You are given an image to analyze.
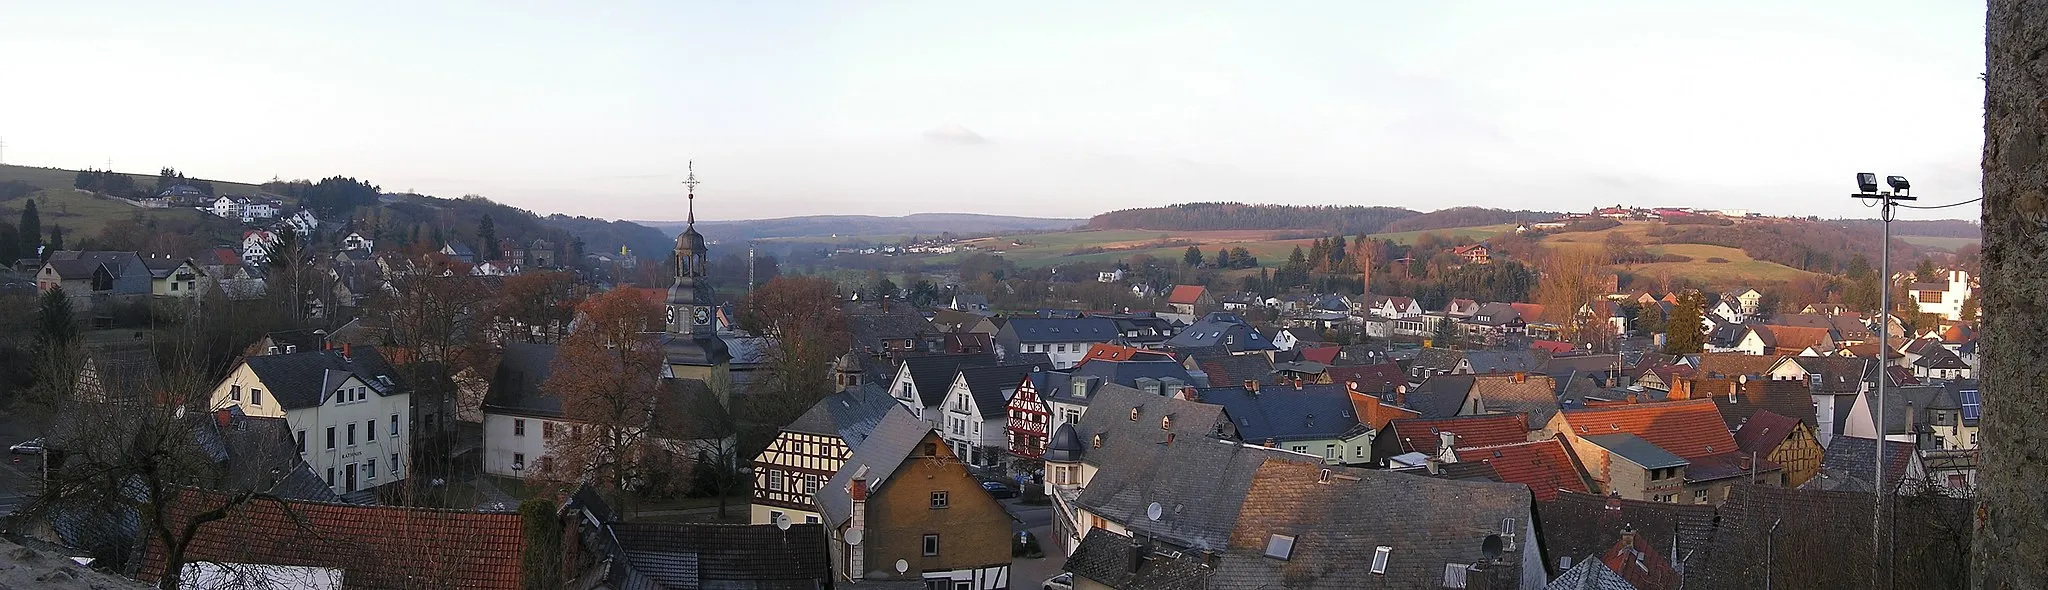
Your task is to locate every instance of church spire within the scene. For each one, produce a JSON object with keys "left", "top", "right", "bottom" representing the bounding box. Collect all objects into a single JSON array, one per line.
[{"left": 683, "top": 160, "right": 700, "bottom": 227}]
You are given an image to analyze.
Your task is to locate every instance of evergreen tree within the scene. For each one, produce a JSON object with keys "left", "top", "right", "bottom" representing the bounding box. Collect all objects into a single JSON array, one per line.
[
  {"left": 1915, "top": 257, "right": 1939, "bottom": 283},
  {"left": 478, "top": 214, "right": 498, "bottom": 260},
  {"left": 47, "top": 225, "right": 63, "bottom": 252},
  {"left": 0, "top": 221, "right": 17, "bottom": 264},
  {"left": 35, "top": 286, "right": 76, "bottom": 352},
  {"left": 1214, "top": 248, "right": 1230, "bottom": 268},
  {"left": 1183, "top": 246, "right": 1203, "bottom": 268},
  {"left": 1432, "top": 316, "right": 1458, "bottom": 347},
  {"left": 1663, "top": 291, "right": 1707, "bottom": 354},
  {"left": 1330, "top": 235, "right": 1348, "bottom": 265},
  {"left": 19, "top": 199, "right": 39, "bottom": 257}
]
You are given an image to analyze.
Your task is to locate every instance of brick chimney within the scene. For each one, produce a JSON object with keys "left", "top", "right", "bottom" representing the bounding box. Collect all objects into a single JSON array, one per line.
[
  {"left": 1513, "top": 372, "right": 1526, "bottom": 384},
  {"left": 1245, "top": 380, "right": 1260, "bottom": 395},
  {"left": 848, "top": 478, "right": 868, "bottom": 580}
]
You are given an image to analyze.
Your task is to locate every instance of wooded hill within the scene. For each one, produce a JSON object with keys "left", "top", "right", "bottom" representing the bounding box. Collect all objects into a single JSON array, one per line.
[{"left": 1087, "top": 202, "right": 1553, "bottom": 235}]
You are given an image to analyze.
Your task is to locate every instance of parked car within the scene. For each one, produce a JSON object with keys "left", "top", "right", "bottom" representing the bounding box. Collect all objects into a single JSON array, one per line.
[
  {"left": 980, "top": 480, "right": 1018, "bottom": 499},
  {"left": 1043, "top": 572, "right": 1074, "bottom": 590},
  {"left": 9, "top": 438, "right": 43, "bottom": 455}
]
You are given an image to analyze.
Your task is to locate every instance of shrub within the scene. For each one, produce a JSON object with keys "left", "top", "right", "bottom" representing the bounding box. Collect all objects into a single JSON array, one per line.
[
  {"left": 1706, "top": 257, "right": 1731, "bottom": 263},
  {"left": 1558, "top": 218, "right": 1622, "bottom": 233},
  {"left": 1657, "top": 254, "right": 1694, "bottom": 263}
]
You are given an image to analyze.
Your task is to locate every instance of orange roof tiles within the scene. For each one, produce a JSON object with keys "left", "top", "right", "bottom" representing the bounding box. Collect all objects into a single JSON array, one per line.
[
  {"left": 1457, "top": 438, "right": 1592, "bottom": 501},
  {"left": 1351, "top": 391, "right": 1422, "bottom": 430},
  {"left": 1693, "top": 352, "right": 1783, "bottom": 378},
  {"left": 1755, "top": 324, "right": 1833, "bottom": 354},
  {"left": 1166, "top": 285, "right": 1209, "bottom": 305},
  {"left": 139, "top": 490, "right": 526, "bottom": 589},
  {"left": 1297, "top": 346, "right": 1341, "bottom": 365},
  {"left": 1386, "top": 413, "right": 1530, "bottom": 455},
  {"left": 1080, "top": 343, "right": 1173, "bottom": 365},
  {"left": 1559, "top": 399, "right": 1737, "bottom": 460}
]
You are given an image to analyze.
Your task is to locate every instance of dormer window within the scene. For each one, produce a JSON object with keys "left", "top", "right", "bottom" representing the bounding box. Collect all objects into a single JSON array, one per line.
[
  {"left": 1130, "top": 407, "right": 1141, "bottom": 421},
  {"left": 1161, "top": 416, "right": 1173, "bottom": 430}
]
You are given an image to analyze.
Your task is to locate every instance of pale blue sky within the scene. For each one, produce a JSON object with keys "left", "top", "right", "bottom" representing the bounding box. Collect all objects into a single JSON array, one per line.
[{"left": 0, "top": 1, "right": 1984, "bottom": 221}]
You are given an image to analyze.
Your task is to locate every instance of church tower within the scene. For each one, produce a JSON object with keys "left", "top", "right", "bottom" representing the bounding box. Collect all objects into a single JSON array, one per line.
[{"left": 662, "top": 161, "right": 730, "bottom": 372}]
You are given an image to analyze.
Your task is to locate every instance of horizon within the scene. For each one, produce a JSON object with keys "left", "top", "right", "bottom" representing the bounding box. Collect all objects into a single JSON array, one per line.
[{"left": 0, "top": 1, "right": 1985, "bottom": 222}]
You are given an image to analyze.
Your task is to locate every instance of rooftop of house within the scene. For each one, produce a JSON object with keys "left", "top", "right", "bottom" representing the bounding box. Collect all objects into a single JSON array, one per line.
[
  {"left": 1537, "top": 490, "right": 1718, "bottom": 576},
  {"left": 1208, "top": 460, "right": 1534, "bottom": 589},
  {"left": 1195, "top": 353, "right": 1277, "bottom": 389},
  {"left": 1732, "top": 409, "right": 1803, "bottom": 456},
  {"left": 1079, "top": 343, "right": 1175, "bottom": 365},
  {"left": 1560, "top": 399, "right": 1740, "bottom": 460},
  {"left": 242, "top": 345, "right": 407, "bottom": 410},
  {"left": 1002, "top": 316, "right": 1120, "bottom": 344},
  {"left": 604, "top": 522, "right": 832, "bottom": 589},
  {"left": 1469, "top": 373, "right": 1564, "bottom": 429},
  {"left": 1456, "top": 438, "right": 1593, "bottom": 501},
  {"left": 1165, "top": 313, "right": 1275, "bottom": 352},
  {"left": 1383, "top": 413, "right": 1531, "bottom": 456},
  {"left": 1413, "top": 347, "right": 1468, "bottom": 372},
  {"left": 1583, "top": 433, "right": 1689, "bottom": 469},
  {"left": 1326, "top": 362, "right": 1404, "bottom": 394},
  {"left": 137, "top": 490, "right": 525, "bottom": 589},
  {"left": 483, "top": 341, "right": 563, "bottom": 418},
  {"left": 1064, "top": 528, "right": 1215, "bottom": 590},
  {"left": 1070, "top": 385, "right": 1283, "bottom": 552},
  {"left": 1692, "top": 352, "right": 1783, "bottom": 378},
  {"left": 782, "top": 383, "right": 904, "bottom": 447},
  {"left": 1166, "top": 284, "right": 1209, "bottom": 305},
  {"left": 1780, "top": 355, "right": 1870, "bottom": 394},
  {"left": 817, "top": 410, "right": 936, "bottom": 529},
  {"left": 898, "top": 353, "right": 999, "bottom": 407},
  {"left": 1193, "top": 383, "right": 1363, "bottom": 445},
  {"left": 1402, "top": 374, "right": 1479, "bottom": 419},
  {"left": 847, "top": 306, "right": 938, "bottom": 351},
  {"left": 1466, "top": 349, "right": 1551, "bottom": 374},
  {"left": 958, "top": 363, "right": 1049, "bottom": 419}
]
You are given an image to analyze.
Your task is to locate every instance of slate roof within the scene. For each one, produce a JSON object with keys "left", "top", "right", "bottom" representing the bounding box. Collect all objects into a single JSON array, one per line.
[
  {"left": 195, "top": 410, "right": 343, "bottom": 503},
  {"left": 1071, "top": 385, "right": 1284, "bottom": 551},
  {"left": 1713, "top": 378, "right": 1820, "bottom": 431},
  {"left": 138, "top": 490, "right": 525, "bottom": 589},
  {"left": 1584, "top": 433, "right": 1688, "bottom": 469},
  {"left": 1732, "top": 409, "right": 1802, "bottom": 456},
  {"left": 1380, "top": 413, "right": 1529, "bottom": 456},
  {"left": 1065, "top": 528, "right": 1213, "bottom": 590},
  {"left": 818, "top": 408, "right": 932, "bottom": 528},
  {"left": 782, "top": 384, "right": 901, "bottom": 447},
  {"left": 1412, "top": 347, "right": 1468, "bottom": 374},
  {"left": 1192, "top": 383, "right": 1362, "bottom": 445},
  {"left": 1861, "top": 384, "right": 1956, "bottom": 435},
  {"left": 1536, "top": 490, "right": 1717, "bottom": 575},
  {"left": 1457, "top": 438, "right": 1593, "bottom": 501},
  {"left": 242, "top": 346, "right": 407, "bottom": 410},
  {"left": 606, "top": 522, "right": 831, "bottom": 589},
  {"left": 898, "top": 353, "right": 997, "bottom": 407},
  {"left": 1209, "top": 460, "right": 1535, "bottom": 590},
  {"left": 1165, "top": 312, "right": 1274, "bottom": 352},
  {"left": 1402, "top": 374, "right": 1477, "bottom": 418},
  {"left": 957, "top": 363, "right": 1048, "bottom": 419},
  {"left": 483, "top": 341, "right": 563, "bottom": 418},
  {"left": 1777, "top": 356, "right": 1870, "bottom": 394},
  {"left": 1692, "top": 352, "right": 1781, "bottom": 378},
  {"left": 1811, "top": 435, "right": 1917, "bottom": 493},
  {"left": 1325, "top": 362, "right": 1404, "bottom": 394},
  {"left": 1559, "top": 399, "right": 1739, "bottom": 459},
  {"left": 1688, "top": 485, "right": 1974, "bottom": 590},
  {"left": 847, "top": 307, "right": 937, "bottom": 351},
  {"left": 1195, "top": 353, "right": 1276, "bottom": 388},
  {"left": 1465, "top": 349, "right": 1549, "bottom": 374},
  {"left": 1003, "top": 317, "right": 1119, "bottom": 344},
  {"left": 1069, "top": 359, "right": 1196, "bottom": 395},
  {"left": 1912, "top": 345, "right": 1970, "bottom": 369},
  {"left": 1546, "top": 559, "right": 1637, "bottom": 590},
  {"left": 1469, "top": 373, "right": 1563, "bottom": 428}
]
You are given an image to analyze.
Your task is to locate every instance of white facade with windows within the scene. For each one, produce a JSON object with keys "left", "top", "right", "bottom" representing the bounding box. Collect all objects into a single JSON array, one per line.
[
  {"left": 208, "top": 356, "right": 411, "bottom": 496},
  {"left": 481, "top": 412, "right": 569, "bottom": 478}
]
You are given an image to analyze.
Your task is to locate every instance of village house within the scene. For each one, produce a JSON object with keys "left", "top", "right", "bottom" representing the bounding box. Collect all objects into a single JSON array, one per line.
[
  {"left": 887, "top": 353, "right": 997, "bottom": 423},
  {"left": 818, "top": 410, "right": 1013, "bottom": 588},
  {"left": 1163, "top": 311, "right": 1276, "bottom": 354},
  {"left": 1451, "top": 242, "right": 1493, "bottom": 264},
  {"left": 1546, "top": 399, "right": 1784, "bottom": 505},
  {"left": 936, "top": 363, "right": 1047, "bottom": 468},
  {"left": 1733, "top": 409, "right": 1823, "bottom": 487},
  {"left": 36, "top": 250, "right": 152, "bottom": 310},
  {"left": 140, "top": 254, "right": 206, "bottom": 297},
  {"left": 749, "top": 385, "right": 908, "bottom": 526},
  {"left": 206, "top": 344, "right": 413, "bottom": 499},
  {"left": 478, "top": 342, "right": 735, "bottom": 485},
  {"left": 1192, "top": 381, "right": 1373, "bottom": 465},
  {"left": 1372, "top": 413, "right": 1532, "bottom": 467},
  {"left": 1164, "top": 284, "right": 1217, "bottom": 315},
  {"left": 1909, "top": 269, "right": 1975, "bottom": 321},
  {"left": 995, "top": 317, "right": 1119, "bottom": 369},
  {"left": 1090, "top": 311, "right": 1178, "bottom": 350},
  {"left": 1765, "top": 355, "right": 1868, "bottom": 446}
]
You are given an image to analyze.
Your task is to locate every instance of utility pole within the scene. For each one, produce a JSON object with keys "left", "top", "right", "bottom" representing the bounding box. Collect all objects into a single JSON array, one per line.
[
  {"left": 748, "top": 241, "right": 757, "bottom": 296},
  {"left": 1851, "top": 172, "right": 1912, "bottom": 587}
]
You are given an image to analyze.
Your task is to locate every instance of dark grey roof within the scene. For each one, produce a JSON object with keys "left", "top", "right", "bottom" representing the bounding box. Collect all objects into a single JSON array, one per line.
[
  {"left": 958, "top": 363, "right": 1048, "bottom": 419},
  {"left": 1064, "top": 528, "right": 1213, "bottom": 590},
  {"left": 1208, "top": 461, "right": 1536, "bottom": 590},
  {"left": 1583, "top": 433, "right": 1687, "bottom": 469},
  {"left": 1546, "top": 558, "right": 1637, "bottom": 590},
  {"left": 782, "top": 384, "right": 900, "bottom": 447},
  {"left": 1783, "top": 356, "right": 1870, "bottom": 394},
  {"left": 1193, "top": 353, "right": 1276, "bottom": 388},
  {"left": 484, "top": 342, "right": 562, "bottom": 418},
  {"left": 1403, "top": 375, "right": 1476, "bottom": 418},
  {"left": 1045, "top": 422, "right": 1085, "bottom": 462},
  {"left": 1413, "top": 347, "right": 1467, "bottom": 373},
  {"left": 1536, "top": 490, "right": 1717, "bottom": 576},
  {"left": 1193, "top": 383, "right": 1361, "bottom": 444},
  {"left": 442, "top": 242, "right": 476, "bottom": 257},
  {"left": 1165, "top": 312, "right": 1275, "bottom": 352},
  {"left": 1062, "top": 359, "right": 1195, "bottom": 401},
  {"left": 818, "top": 408, "right": 931, "bottom": 528},
  {"left": 196, "top": 410, "right": 342, "bottom": 503},
  {"left": 1810, "top": 436, "right": 1917, "bottom": 493},
  {"left": 1469, "top": 374, "right": 1563, "bottom": 428},
  {"left": 1861, "top": 385, "right": 1953, "bottom": 435},
  {"left": 1465, "top": 349, "right": 1548, "bottom": 374},
  {"left": 847, "top": 308, "right": 936, "bottom": 351},
  {"left": 606, "top": 522, "right": 831, "bottom": 589},
  {"left": 1072, "top": 385, "right": 1284, "bottom": 551},
  {"left": 241, "top": 346, "right": 407, "bottom": 410},
  {"left": 661, "top": 331, "right": 732, "bottom": 367},
  {"left": 1912, "top": 346, "right": 1970, "bottom": 369},
  {"left": 1002, "top": 317, "right": 1119, "bottom": 344},
  {"left": 899, "top": 353, "right": 998, "bottom": 407}
]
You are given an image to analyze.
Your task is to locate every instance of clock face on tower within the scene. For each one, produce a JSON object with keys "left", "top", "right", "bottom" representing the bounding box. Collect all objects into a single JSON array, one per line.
[{"left": 693, "top": 306, "right": 712, "bottom": 326}]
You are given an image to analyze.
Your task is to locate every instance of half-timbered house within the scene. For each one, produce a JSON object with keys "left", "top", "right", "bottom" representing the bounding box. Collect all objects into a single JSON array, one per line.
[
  {"left": 750, "top": 385, "right": 910, "bottom": 526},
  {"left": 938, "top": 363, "right": 1048, "bottom": 468},
  {"left": 1005, "top": 372, "right": 1056, "bottom": 463}
]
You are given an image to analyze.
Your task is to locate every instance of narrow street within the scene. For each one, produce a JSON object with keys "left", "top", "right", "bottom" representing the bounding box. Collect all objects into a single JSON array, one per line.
[
  {"left": 1001, "top": 496, "right": 1058, "bottom": 590},
  {"left": 0, "top": 407, "right": 44, "bottom": 519}
]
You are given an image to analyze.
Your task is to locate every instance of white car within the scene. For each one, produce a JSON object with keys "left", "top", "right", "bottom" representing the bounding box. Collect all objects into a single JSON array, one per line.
[
  {"left": 1043, "top": 572, "right": 1073, "bottom": 590},
  {"left": 8, "top": 439, "right": 43, "bottom": 455}
]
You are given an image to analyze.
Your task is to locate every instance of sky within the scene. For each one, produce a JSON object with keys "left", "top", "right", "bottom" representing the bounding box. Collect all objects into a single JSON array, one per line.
[{"left": 0, "top": 1, "right": 1987, "bottom": 222}]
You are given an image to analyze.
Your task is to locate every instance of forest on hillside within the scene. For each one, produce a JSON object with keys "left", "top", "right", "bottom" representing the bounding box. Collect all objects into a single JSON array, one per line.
[
  {"left": 1086, "top": 202, "right": 1416, "bottom": 233},
  {"left": 1375, "top": 206, "right": 1556, "bottom": 233}
]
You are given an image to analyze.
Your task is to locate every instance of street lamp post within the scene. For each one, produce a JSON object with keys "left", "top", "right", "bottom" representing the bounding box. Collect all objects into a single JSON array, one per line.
[{"left": 1852, "top": 172, "right": 1913, "bottom": 585}]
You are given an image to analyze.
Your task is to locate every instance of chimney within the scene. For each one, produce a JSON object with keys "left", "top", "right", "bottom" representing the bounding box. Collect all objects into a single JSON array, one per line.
[
  {"left": 1435, "top": 431, "right": 1458, "bottom": 464},
  {"left": 341, "top": 343, "right": 352, "bottom": 361},
  {"left": 214, "top": 409, "right": 232, "bottom": 428},
  {"left": 1395, "top": 385, "right": 1408, "bottom": 407},
  {"left": 1246, "top": 380, "right": 1260, "bottom": 395},
  {"left": 1513, "top": 372, "right": 1526, "bottom": 384},
  {"left": 1618, "top": 524, "right": 1638, "bottom": 556},
  {"left": 848, "top": 478, "right": 868, "bottom": 580},
  {"left": 1293, "top": 378, "right": 1304, "bottom": 391},
  {"left": 1604, "top": 492, "right": 1623, "bottom": 511}
]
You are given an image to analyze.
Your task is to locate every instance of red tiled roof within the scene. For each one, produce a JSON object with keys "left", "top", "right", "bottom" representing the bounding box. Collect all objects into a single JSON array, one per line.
[
  {"left": 1559, "top": 399, "right": 1738, "bottom": 460},
  {"left": 1386, "top": 413, "right": 1530, "bottom": 455},
  {"left": 1529, "top": 340, "right": 1575, "bottom": 354},
  {"left": 1352, "top": 392, "right": 1422, "bottom": 430},
  {"left": 1510, "top": 303, "right": 1545, "bottom": 321},
  {"left": 1601, "top": 528, "right": 1683, "bottom": 590},
  {"left": 1458, "top": 438, "right": 1592, "bottom": 501},
  {"left": 1080, "top": 343, "right": 1172, "bottom": 365},
  {"left": 139, "top": 490, "right": 525, "bottom": 589},
  {"left": 1166, "top": 285, "right": 1208, "bottom": 305},
  {"left": 1755, "top": 324, "right": 1834, "bottom": 353},
  {"left": 1298, "top": 346, "right": 1341, "bottom": 365}
]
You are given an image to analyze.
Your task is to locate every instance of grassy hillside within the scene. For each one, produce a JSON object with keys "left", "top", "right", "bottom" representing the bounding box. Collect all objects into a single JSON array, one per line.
[
  {"left": 0, "top": 164, "right": 265, "bottom": 196},
  {"left": 652, "top": 212, "right": 1082, "bottom": 244},
  {"left": 0, "top": 164, "right": 254, "bottom": 241},
  {"left": 1539, "top": 220, "right": 1827, "bottom": 283},
  {"left": 1899, "top": 235, "right": 1980, "bottom": 251}
]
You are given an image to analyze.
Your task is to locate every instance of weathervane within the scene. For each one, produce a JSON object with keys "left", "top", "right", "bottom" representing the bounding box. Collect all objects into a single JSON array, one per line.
[{"left": 683, "top": 160, "right": 700, "bottom": 225}]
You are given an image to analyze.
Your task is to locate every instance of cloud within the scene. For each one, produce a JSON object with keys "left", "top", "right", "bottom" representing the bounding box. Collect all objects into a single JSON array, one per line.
[{"left": 923, "top": 122, "right": 990, "bottom": 145}]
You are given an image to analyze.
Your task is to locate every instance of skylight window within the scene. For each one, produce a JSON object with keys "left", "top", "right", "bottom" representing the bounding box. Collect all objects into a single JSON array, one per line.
[
  {"left": 1264, "top": 534, "right": 1295, "bottom": 560},
  {"left": 1371, "top": 546, "right": 1391, "bottom": 574}
]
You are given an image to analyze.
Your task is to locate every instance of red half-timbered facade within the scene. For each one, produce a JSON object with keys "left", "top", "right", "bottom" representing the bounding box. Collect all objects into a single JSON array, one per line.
[
  {"left": 1007, "top": 376, "right": 1053, "bottom": 460},
  {"left": 750, "top": 429, "right": 852, "bottom": 524}
]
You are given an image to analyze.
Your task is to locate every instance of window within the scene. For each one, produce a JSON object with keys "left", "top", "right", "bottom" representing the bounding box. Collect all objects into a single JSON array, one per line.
[
  {"left": 806, "top": 476, "right": 820, "bottom": 495},
  {"left": 390, "top": 454, "right": 400, "bottom": 477},
  {"left": 391, "top": 415, "right": 399, "bottom": 436},
  {"left": 1693, "top": 489, "right": 1709, "bottom": 503},
  {"left": 1654, "top": 493, "right": 1676, "bottom": 503},
  {"left": 367, "top": 459, "right": 377, "bottom": 479},
  {"left": 347, "top": 423, "right": 358, "bottom": 446},
  {"left": 1325, "top": 444, "right": 1339, "bottom": 459},
  {"left": 768, "top": 470, "right": 785, "bottom": 491},
  {"left": 922, "top": 534, "right": 940, "bottom": 556},
  {"left": 326, "top": 427, "right": 336, "bottom": 450},
  {"left": 930, "top": 491, "right": 949, "bottom": 509},
  {"left": 1291, "top": 445, "right": 1307, "bottom": 453},
  {"left": 770, "top": 510, "right": 785, "bottom": 524},
  {"left": 1949, "top": 474, "right": 1968, "bottom": 489},
  {"left": 1371, "top": 546, "right": 1392, "bottom": 574},
  {"left": 251, "top": 389, "right": 263, "bottom": 405},
  {"left": 325, "top": 467, "right": 333, "bottom": 484},
  {"left": 1264, "top": 534, "right": 1295, "bottom": 560},
  {"left": 513, "top": 453, "right": 525, "bottom": 469},
  {"left": 296, "top": 431, "right": 306, "bottom": 454},
  {"left": 805, "top": 515, "right": 820, "bottom": 524},
  {"left": 543, "top": 422, "right": 555, "bottom": 439},
  {"left": 367, "top": 420, "right": 377, "bottom": 442},
  {"left": 515, "top": 419, "right": 526, "bottom": 436},
  {"left": 170, "top": 282, "right": 178, "bottom": 292},
  {"left": 230, "top": 385, "right": 242, "bottom": 402}
]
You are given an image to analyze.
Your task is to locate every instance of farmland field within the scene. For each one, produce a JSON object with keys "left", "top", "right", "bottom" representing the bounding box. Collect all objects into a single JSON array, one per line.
[{"left": 1899, "top": 235, "right": 1980, "bottom": 251}]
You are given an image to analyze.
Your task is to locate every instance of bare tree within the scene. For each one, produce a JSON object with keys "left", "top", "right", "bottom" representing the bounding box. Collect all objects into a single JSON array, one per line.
[
  {"left": 736, "top": 276, "right": 850, "bottom": 431},
  {"left": 537, "top": 289, "right": 683, "bottom": 497}
]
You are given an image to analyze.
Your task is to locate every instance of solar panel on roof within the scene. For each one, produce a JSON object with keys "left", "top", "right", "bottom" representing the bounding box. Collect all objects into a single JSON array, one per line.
[{"left": 1960, "top": 389, "right": 1981, "bottom": 420}]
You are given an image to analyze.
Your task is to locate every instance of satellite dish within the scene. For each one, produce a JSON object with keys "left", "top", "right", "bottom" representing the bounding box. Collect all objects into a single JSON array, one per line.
[
  {"left": 846, "top": 528, "right": 864, "bottom": 546},
  {"left": 772, "top": 512, "right": 792, "bottom": 531},
  {"left": 1146, "top": 502, "right": 1164, "bottom": 521},
  {"left": 1481, "top": 534, "right": 1504, "bottom": 561},
  {"left": 894, "top": 559, "right": 910, "bottom": 574}
]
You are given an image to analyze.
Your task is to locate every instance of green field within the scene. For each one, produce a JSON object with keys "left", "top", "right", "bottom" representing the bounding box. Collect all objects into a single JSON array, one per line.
[
  {"left": 1536, "top": 220, "right": 1824, "bottom": 284},
  {"left": 0, "top": 164, "right": 264, "bottom": 196},
  {"left": 1367, "top": 222, "right": 1521, "bottom": 246},
  {"left": 1899, "top": 235, "right": 1980, "bottom": 251},
  {"left": 0, "top": 164, "right": 268, "bottom": 240}
]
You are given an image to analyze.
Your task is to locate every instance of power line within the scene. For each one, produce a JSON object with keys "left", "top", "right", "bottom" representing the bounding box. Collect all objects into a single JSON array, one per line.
[{"left": 1894, "top": 196, "right": 1985, "bottom": 210}]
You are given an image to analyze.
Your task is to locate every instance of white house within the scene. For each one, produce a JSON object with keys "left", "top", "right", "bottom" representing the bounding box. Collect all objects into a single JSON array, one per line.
[
  {"left": 207, "top": 345, "right": 411, "bottom": 498},
  {"left": 1910, "top": 270, "right": 1974, "bottom": 321},
  {"left": 936, "top": 364, "right": 1041, "bottom": 467},
  {"left": 342, "top": 232, "right": 375, "bottom": 253},
  {"left": 1096, "top": 268, "right": 1124, "bottom": 283},
  {"left": 284, "top": 210, "right": 319, "bottom": 236},
  {"left": 242, "top": 230, "right": 279, "bottom": 266},
  {"left": 211, "top": 196, "right": 242, "bottom": 219},
  {"left": 1365, "top": 295, "right": 1424, "bottom": 319}
]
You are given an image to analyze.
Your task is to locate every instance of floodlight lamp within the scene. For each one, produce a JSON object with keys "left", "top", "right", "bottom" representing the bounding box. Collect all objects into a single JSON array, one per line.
[
  {"left": 1887, "top": 176, "right": 1910, "bottom": 192},
  {"left": 1856, "top": 173, "right": 1880, "bottom": 194}
]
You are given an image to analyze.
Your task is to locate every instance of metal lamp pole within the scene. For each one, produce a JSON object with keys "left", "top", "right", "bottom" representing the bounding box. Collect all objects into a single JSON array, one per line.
[{"left": 1852, "top": 173, "right": 1912, "bottom": 585}]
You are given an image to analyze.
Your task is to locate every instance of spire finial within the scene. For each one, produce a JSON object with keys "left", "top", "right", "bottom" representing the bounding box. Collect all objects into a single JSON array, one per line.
[{"left": 683, "top": 160, "right": 700, "bottom": 225}]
